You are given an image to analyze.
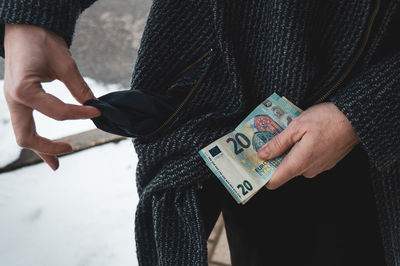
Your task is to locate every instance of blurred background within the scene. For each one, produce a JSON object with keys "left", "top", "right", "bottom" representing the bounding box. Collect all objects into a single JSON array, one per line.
[
  {"left": 0, "top": 1, "right": 231, "bottom": 265},
  {"left": 0, "top": 0, "right": 151, "bottom": 87}
]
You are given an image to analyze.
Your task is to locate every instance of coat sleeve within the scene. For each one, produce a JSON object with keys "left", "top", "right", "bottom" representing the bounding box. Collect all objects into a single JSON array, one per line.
[
  {"left": 330, "top": 52, "right": 400, "bottom": 171},
  {"left": 0, "top": 0, "right": 98, "bottom": 55}
]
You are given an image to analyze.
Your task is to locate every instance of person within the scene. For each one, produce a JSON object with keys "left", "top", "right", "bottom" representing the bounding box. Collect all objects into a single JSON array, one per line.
[{"left": 1, "top": 0, "right": 399, "bottom": 265}]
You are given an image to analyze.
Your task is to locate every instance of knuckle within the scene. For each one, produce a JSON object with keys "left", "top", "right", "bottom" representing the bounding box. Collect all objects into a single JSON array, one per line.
[
  {"left": 53, "top": 109, "right": 69, "bottom": 121},
  {"left": 53, "top": 112, "right": 67, "bottom": 121},
  {"left": 15, "top": 135, "right": 31, "bottom": 148},
  {"left": 10, "top": 80, "right": 31, "bottom": 102},
  {"left": 288, "top": 119, "right": 303, "bottom": 142},
  {"left": 272, "top": 135, "right": 283, "bottom": 150},
  {"left": 288, "top": 117, "right": 301, "bottom": 131}
]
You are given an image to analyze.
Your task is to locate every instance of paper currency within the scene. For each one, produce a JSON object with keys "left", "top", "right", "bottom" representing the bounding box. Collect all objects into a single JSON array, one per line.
[{"left": 199, "top": 93, "right": 302, "bottom": 204}]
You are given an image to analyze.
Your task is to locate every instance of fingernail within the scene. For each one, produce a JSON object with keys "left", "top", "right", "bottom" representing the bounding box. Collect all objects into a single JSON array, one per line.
[{"left": 258, "top": 146, "right": 270, "bottom": 159}]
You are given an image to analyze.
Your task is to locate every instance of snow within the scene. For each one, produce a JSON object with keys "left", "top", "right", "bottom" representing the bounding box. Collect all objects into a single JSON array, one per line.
[
  {"left": 0, "top": 140, "right": 139, "bottom": 266},
  {"left": 0, "top": 82, "right": 20, "bottom": 168},
  {"left": 0, "top": 78, "right": 140, "bottom": 266},
  {"left": 0, "top": 77, "right": 124, "bottom": 168}
]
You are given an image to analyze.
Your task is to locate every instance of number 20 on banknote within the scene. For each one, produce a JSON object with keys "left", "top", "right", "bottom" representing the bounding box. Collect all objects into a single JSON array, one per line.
[{"left": 199, "top": 93, "right": 302, "bottom": 204}]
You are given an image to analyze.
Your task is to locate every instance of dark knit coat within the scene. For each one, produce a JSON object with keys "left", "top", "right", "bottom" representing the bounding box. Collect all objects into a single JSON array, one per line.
[{"left": 1, "top": 0, "right": 400, "bottom": 265}]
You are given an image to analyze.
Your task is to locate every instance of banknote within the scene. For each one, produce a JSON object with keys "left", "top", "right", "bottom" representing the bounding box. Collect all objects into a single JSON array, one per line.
[{"left": 199, "top": 93, "right": 302, "bottom": 204}]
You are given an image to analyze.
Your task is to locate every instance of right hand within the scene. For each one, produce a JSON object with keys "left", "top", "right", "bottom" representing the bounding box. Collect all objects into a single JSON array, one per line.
[{"left": 3, "top": 24, "right": 101, "bottom": 170}]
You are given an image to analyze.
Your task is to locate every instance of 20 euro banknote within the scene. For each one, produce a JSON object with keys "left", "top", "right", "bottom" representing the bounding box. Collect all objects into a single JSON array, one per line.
[{"left": 199, "top": 93, "right": 302, "bottom": 204}]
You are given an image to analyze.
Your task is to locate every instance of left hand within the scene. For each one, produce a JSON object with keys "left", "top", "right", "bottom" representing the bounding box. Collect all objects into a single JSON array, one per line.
[
  {"left": 3, "top": 24, "right": 100, "bottom": 170},
  {"left": 257, "top": 102, "right": 360, "bottom": 190}
]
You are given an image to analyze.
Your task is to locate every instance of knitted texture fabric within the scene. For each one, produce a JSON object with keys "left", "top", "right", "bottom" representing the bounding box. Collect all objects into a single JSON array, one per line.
[{"left": 1, "top": 0, "right": 400, "bottom": 265}]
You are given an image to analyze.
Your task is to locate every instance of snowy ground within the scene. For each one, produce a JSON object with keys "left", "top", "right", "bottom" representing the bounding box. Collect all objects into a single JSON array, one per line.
[{"left": 0, "top": 79, "right": 139, "bottom": 266}]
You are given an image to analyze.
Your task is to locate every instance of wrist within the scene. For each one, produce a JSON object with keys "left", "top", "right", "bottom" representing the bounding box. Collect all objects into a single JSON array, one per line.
[
  {"left": 4, "top": 24, "right": 42, "bottom": 51},
  {"left": 4, "top": 24, "right": 67, "bottom": 55},
  {"left": 328, "top": 102, "right": 361, "bottom": 144}
]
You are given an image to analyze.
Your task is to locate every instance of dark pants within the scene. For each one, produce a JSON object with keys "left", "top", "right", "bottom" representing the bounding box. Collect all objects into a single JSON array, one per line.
[{"left": 199, "top": 144, "right": 386, "bottom": 266}]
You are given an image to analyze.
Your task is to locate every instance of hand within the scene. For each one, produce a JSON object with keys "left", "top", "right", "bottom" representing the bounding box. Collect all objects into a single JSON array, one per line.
[
  {"left": 257, "top": 102, "right": 360, "bottom": 190},
  {"left": 3, "top": 24, "right": 101, "bottom": 170}
]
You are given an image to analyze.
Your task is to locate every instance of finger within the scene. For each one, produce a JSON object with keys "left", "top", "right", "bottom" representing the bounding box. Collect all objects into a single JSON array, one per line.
[
  {"left": 265, "top": 142, "right": 307, "bottom": 190},
  {"left": 36, "top": 152, "right": 59, "bottom": 171},
  {"left": 24, "top": 85, "right": 101, "bottom": 120},
  {"left": 257, "top": 119, "right": 305, "bottom": 160},
  {"left": 56, "top": 60, "right": 97, "bottom": 104},
  {"left": 29, "top": 134, "right": 73, "bottom": 155},
  {"left": 8, "top": 103, "right": 73, "bottom": 155}
]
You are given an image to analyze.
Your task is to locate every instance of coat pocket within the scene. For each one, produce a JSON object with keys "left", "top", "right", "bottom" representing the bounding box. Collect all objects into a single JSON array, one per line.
[
  {"left": 84, "top": 49, "right": 215, "bottom": 138},
  {"left": 144, "top": 49, "right": 215, "bottom": 137}
]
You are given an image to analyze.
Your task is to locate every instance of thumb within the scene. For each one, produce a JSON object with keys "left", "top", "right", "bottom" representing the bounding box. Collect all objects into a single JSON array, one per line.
[
  {"left": 257, "top": 120, "right": 305, "bottom": 160},
  {"left": 58, "top": 60, "right": 97, "bottom": 104}
]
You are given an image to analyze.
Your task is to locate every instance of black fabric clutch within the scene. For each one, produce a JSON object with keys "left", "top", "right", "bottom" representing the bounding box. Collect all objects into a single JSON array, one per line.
[{"left": 84, "top": 49, "right": 214, "bottom": 138}]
